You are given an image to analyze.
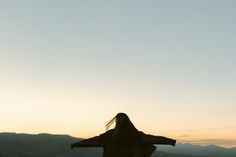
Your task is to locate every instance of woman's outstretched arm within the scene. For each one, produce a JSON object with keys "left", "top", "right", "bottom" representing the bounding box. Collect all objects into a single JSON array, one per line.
[
  {"left": 142, "top": 133, "right": 176, "bottom": 146},
  {"left": 71, "top": 136, "right": 103, "bottom": 149}
]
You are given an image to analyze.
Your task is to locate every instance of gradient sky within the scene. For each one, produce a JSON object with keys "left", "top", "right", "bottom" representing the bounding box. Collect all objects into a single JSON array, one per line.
[{"left": 0, "top": 0, "right": 236, "bottom": 148}]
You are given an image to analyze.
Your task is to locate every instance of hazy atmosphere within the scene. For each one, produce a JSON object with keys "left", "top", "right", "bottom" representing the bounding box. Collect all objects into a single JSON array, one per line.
[{"left": 0, "top": 0, "right": 236, "bottom": 148}]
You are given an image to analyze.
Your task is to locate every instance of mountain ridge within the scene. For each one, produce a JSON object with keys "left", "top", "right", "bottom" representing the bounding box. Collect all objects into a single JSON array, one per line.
[{"left": 0, "top": 132, "right": 235, "bottom": 157}]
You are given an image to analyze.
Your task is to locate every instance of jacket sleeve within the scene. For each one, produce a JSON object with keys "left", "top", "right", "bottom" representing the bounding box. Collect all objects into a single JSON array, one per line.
[
  {"left": 72, "top": 134, "right": 105, "bottom": 148},
  {"left": 142, "top": 133, "right": 176, "bottom": 146}
]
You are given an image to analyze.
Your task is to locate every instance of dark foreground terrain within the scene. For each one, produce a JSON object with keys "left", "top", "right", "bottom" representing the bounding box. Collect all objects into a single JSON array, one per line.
[{"left": 0, "top": 133, "right": 235, "bottom": 157}]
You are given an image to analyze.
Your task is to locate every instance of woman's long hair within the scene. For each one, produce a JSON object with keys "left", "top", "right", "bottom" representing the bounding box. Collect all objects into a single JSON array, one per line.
[{"left": 106, "top": 113, "right": 141, "bottom": 145}]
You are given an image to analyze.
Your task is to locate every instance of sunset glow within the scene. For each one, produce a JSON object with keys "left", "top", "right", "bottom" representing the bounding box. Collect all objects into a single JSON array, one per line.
[{"left": 0, "top": 0, "right": 236, "bottom": 148}]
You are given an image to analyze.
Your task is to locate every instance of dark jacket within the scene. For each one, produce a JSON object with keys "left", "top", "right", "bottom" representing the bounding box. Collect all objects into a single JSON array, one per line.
[{"left": 72, "top": 129, "right": 176, "bottom": 157}]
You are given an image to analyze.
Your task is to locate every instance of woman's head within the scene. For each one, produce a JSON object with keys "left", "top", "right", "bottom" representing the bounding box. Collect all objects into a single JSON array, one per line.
[
  {"left": 106, "top": 112, "right": 140, "bottom": 144},
  {"left": 106, "top": 113, "right": 131, "bottom": 130}
]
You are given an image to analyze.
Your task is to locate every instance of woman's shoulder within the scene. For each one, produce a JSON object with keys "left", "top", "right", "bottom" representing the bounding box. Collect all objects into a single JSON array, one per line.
[
  {"left": 99, "top": 129, "right": 114, "bottom": 138},
  {"left": 138, "top": 131, "right": 146, "bottom": 136},
  {"left": 98, "top": 129, "right": 115, "bottom": 144},
  {"left": 138, "top": 131, "right": 149, "bottom": 142},
  {"left": 106, "top": 129, "right": 115, "bottom": 134}
]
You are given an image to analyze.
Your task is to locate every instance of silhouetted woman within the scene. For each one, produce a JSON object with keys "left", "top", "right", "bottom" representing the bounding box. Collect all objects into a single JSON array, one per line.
[{"left": 71, "top": 113, "right": 176, "bottom": 157}]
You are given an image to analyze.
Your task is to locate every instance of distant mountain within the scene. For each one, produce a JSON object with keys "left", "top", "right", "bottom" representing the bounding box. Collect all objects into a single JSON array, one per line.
[
  {"left": 0, "top": 132, "right": 102, "bottom": 157},
  {"left": 0, "top": 132, "right": 235, "bottom": 157},
  {"left": 157, "top": 143, "right": 236, "bottom": 157}
]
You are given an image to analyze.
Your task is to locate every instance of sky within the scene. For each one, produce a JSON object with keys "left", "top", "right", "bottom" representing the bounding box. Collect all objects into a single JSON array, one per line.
[{"left": 0, "top": 0, "right": 236, "bottom": 148}]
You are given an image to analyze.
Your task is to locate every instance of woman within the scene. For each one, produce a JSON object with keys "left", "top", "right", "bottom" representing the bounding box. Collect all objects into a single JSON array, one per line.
[{"left": 71, "top": 113, "right": 176, "bottom": 157}]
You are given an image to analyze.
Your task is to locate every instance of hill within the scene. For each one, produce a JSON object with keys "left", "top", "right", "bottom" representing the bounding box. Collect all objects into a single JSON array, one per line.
[
  {"left": 0, "top": 132, "right": 235, "bottom": 157},
  {"left": 157, "top": 142, "right": 236, "bottom": 157}
]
